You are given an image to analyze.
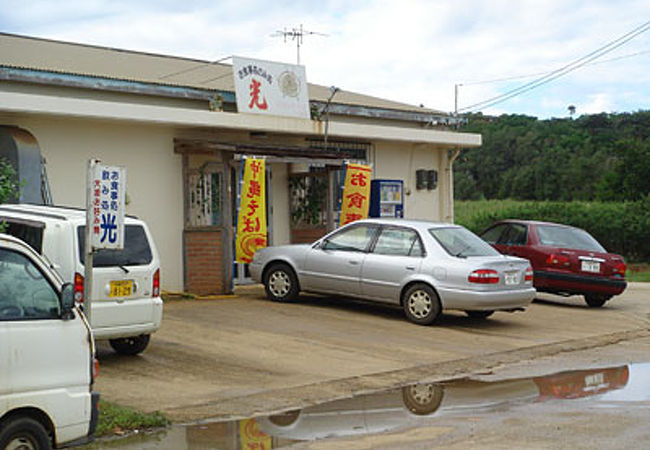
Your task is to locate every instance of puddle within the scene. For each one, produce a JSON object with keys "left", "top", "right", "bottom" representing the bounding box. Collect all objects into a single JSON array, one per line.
[{"left": 86, "top": 363, "right": 650, "bottom": 449}]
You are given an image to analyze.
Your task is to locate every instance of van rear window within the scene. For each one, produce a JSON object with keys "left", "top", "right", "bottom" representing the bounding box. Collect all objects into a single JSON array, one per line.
[{"left": 77, "top": 225, "right": 153, "bottom": 267}]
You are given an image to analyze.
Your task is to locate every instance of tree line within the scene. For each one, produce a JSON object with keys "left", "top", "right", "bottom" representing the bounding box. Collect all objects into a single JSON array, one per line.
[{"left": 454, "top": 111, "right": 650, "bottom": 201}]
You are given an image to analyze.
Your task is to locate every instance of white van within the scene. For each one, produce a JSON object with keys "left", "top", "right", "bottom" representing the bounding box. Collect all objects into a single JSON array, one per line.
[
  {"left": 0, "top": 233, "right": 99, "bottom": 449},
  {"left": 0, "top": 204, "right": 163, "bottom": 355}
]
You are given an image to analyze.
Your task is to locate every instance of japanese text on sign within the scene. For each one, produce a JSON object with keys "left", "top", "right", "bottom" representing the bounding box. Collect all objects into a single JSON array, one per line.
[
  {"left": 232, "top": 56, "right": 310, "bottom": 119},
  {"left": 236, "top": 158, "right": 267, "bottom": 263},
  {"left": 91, "top": 164, "right": 126, "bottom": 249},
  {"left": 339, "top": 163, "right": 372, "bottom": 226}
]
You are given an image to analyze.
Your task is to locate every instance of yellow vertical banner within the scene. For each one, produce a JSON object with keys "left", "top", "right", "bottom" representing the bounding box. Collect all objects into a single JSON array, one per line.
[
  {"left": 339, "top": 163, "right": 372, "bottom": 226},
  {"left": 240, "top": 418, "right": 272, "bottom": 450},
  {"left": 236, "top": 157, "right": 267, "bottom": 263}
]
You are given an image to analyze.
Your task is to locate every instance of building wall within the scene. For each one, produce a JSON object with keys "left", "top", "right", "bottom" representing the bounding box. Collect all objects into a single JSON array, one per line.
[
  {"left": 270, "top": 162, "right": 290, "bottom": 246},
  {"left": 372, "top": 141, "right": 445, "bottom": 221},
  {"left": 0, "top": 114, "right": 185, "bottom": 291},
  {"left": 183, "top": 229, "right": 225, "bottom": 294},
  {"left": 0, "top": 114, "right": 454, "bottom": 294}
]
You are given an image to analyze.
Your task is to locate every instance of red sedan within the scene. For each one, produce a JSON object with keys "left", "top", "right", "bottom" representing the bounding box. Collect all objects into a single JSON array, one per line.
[{"left": 480, "top": 220, "right": 627, "bottom": 307}]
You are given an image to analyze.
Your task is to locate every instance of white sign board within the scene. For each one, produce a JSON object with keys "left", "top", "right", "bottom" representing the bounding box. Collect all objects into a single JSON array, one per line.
[
  {"left": 89, "top": 163, "right": 126, "bottom": 249},
  {"left": 233, "top": 56, "right": 310, "bottom": 119}
]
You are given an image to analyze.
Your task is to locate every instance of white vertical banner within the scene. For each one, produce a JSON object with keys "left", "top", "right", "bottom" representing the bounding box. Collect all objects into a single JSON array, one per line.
[
  {"left": 232, "top": 56, "right": 310, "bottom": 119},
  {"left": 89, "top": 162, "right": 127, "bottom": 249}
]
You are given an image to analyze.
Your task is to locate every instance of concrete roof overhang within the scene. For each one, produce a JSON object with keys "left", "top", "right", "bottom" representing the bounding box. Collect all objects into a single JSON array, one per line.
[{"left": 0, "top": 90, "right": 481, "bottom": 148}]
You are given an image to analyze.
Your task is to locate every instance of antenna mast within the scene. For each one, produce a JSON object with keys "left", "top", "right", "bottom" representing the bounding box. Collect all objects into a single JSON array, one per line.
[{"left": 271, "top": 24, "right": 327, "bottom": 64}]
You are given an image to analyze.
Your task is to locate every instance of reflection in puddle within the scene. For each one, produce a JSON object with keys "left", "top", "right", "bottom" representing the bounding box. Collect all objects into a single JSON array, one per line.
[{"left": 88, "top": 363, "right": 650, "bottom": 449}]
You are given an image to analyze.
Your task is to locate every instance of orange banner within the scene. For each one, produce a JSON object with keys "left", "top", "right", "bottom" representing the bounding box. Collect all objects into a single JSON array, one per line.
[
  {"left": 236, "top": 157, "right": 267, "bottom": 263},
  {"left": 239, "top": 418, "right": 271, "bottom": 450},
  {"left": 339, "top": 163, "right": 372, "bottom": 226}
]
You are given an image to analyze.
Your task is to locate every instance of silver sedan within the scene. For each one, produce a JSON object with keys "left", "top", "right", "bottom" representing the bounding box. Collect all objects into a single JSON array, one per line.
[{"left": 250, "top": 219, "right": 535, "bottom": 325}]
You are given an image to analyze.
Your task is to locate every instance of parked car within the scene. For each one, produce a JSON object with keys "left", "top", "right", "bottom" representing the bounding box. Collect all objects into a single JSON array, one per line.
[
  {"left": 0, "top": 204, "right": 163, "bottom": 354},
  {"left": 479, "top": 220, "right": 627, "bottom": 307},
  {"left": 250, "top": 218, "right": 535, "bottom": 325},
  {"left": 0, "top": 233, "right": 99, "bottom": 450}
]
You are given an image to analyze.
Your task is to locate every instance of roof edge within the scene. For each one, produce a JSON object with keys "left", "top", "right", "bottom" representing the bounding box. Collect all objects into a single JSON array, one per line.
[{"left": 1, "top": 65, "right": 465, "bottom": 125}]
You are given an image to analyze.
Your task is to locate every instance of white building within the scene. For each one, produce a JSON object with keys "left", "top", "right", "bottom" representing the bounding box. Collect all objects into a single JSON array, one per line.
[{"left": 0, "top": 32, "right": 481, "bottom": 295}]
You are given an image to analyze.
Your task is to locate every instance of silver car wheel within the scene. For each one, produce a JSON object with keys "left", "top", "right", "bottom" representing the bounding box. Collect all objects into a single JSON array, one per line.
[
  {"left": 407, "top": 383, "right": 435, "bottom": 404},
  {"left": 269, "top": 270, "right": 291, "bottom": 298},
  {"left": 407, "top": 289, "right": 432, "bottom": 319}
]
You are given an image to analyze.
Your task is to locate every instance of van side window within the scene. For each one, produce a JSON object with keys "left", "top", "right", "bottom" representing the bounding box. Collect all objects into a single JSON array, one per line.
[
  {"left": 1, "top": 219, "right": 45, "bottom": 253},
  {"left": 0, "top": 249, "right": 60, "bottom": 320}
]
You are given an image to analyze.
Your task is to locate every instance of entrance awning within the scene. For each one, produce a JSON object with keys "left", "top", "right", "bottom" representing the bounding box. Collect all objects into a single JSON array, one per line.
[{"left": 174, "top": 138, "right": 371, "bottom": 163}]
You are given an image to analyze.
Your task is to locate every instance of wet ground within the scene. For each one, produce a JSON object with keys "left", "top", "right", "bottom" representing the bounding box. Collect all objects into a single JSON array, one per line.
[
  {"left": 92, "top": 283, "right": 650, "bottom": 422},
  {"left": 85, "top": 284, "right": 650, "bottom": 448},
  {"left": 87, "top": 362, "right": 650, "bottom": 449}
]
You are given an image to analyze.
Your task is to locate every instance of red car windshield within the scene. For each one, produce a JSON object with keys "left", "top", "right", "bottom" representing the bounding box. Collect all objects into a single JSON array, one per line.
[{"left": 536, "top": 225, "right": 606, "bottom": 253}]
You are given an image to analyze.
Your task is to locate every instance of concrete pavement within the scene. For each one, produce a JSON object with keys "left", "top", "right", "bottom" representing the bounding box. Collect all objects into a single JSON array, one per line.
[{"left": 94, "top": 283, "right": 649, "bottom": 422}]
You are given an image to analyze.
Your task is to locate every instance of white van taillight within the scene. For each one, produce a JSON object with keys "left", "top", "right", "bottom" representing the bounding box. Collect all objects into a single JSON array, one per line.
[
  {"left": 152, "top": 269, "right": 160, "bottom": 297},
  {"left": 74, "top": 272, "right": 84, "bottom": 303},
  {"left": 93, "top": 357, "right": 99, "bottom": 380},
  {"left": 468, "top": 269, "right": 499, "bottom": 284}
]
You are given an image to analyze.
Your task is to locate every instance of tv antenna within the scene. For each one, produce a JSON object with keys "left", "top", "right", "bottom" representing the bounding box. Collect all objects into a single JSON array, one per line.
[{"left": 271, "top": 24, "right": 328, "bottom": 65}]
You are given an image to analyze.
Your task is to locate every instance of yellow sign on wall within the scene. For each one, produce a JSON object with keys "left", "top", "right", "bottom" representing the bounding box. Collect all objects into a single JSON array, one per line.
[
  {"left": 239, "top": 418, "right": 272, "bottom": 450},
  {"left": 339, "top": 163, "right": 372, "bottom": 226},
  {"left": 236, "top": 157, "right": 267, "bottom": 263}
]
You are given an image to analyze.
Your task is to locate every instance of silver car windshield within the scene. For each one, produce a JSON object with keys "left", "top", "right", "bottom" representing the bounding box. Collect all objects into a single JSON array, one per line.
[{"left": 429, "top": 227, "right": 500, "bottom": 258}]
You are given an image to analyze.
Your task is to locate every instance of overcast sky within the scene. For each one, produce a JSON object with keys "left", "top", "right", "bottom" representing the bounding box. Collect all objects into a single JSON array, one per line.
[{"left": 2, "top": 0, "right": 649, "bottom": 118}]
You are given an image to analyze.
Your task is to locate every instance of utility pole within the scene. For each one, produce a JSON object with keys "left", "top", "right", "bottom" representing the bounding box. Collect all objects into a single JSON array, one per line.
[{"left": 271, "top": 24, "right": 327, "bottom": 65}]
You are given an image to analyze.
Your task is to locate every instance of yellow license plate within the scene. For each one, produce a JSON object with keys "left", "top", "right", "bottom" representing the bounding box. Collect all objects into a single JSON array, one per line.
[{"left": 109, "top": 280, "right": 133, "bottom": 297}]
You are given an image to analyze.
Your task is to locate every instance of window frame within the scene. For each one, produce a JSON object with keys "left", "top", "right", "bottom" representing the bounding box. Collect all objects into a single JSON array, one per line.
[
  {"left": 369, "top": 225, "right": 426, "bottom": 258},
  {"left": 0, "top": 247, "right": 61, "bottom": 322},
  {"left": 499, "top": 224, "right": 528, "bottom": 246},
  {"left": 480, "top": 223, "right": 509, "bottom": 245},
  {"left": 320, "top": 223, "right": 379, "bottom": 253}
]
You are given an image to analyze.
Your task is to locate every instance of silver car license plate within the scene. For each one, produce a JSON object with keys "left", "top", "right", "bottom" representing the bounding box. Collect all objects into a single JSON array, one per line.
[{"left": 504, "top": 271, "right": 519, "bottom": 285}]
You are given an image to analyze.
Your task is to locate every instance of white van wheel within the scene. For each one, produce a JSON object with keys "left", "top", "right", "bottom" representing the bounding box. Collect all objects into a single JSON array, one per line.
[
  {"left": 109, "top": 334, "right": 151, "bottom": 355},
  {"left": 0, "top": 417, "right": 52, "bottom": 450}
]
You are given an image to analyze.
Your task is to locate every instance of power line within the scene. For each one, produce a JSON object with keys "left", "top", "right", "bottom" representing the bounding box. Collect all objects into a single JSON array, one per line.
[
  {"left": 458, "top": 21, "right": 650, "bottom": 112},
  {"left": 461, "top": 49, "right": 650, "bottom": 86},
  {"left": 461, "top": 20, "right": 650, "bottom": 111},
  {"left": 157, "top": 55, "right": 232, "bottom": 80}
]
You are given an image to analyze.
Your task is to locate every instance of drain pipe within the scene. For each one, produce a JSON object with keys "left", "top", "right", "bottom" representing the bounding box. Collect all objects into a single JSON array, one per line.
[
  {"left": 445, "top": 147, "right": 462, "bottom": 223},
  {"left": 323, "top": 86, "right": 340, "bottom": 232}
]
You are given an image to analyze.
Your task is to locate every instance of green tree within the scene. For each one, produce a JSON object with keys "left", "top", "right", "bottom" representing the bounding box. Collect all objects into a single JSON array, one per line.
[
  {"left": 454, "top": 111, "right": 649, "bottom": 202},
  {"left": 0, "top": 157, "right": 19, "bottom": 203},
  {"left": 596, "top": 138, "right": 650, "bottom": 201},
  {"left": 0, "top": 157, "right": 19, "bottom": 232}
]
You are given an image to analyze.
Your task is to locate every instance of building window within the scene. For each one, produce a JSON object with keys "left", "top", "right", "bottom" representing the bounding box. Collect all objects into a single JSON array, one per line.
[
  {"left": 187, "top": 170, "right": 222, "bottom": 227},
  {"left": 289, "top": 170, "right": 328, "bottom": 227}
]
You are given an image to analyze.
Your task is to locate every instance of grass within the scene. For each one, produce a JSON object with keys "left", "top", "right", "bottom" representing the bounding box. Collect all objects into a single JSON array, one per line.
[
  {"left": 627, "top": 264, "right": 650, "bottom": 282},
  {"left": 454, "top": 199, "right": 521, "bottom": 227},
  {"left": 95, "top": 400, "right": 169, "bottom": 437}
]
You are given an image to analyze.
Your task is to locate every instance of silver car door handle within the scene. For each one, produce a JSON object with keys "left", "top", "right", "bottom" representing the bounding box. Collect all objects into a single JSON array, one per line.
[
  {"left": 349, "top": 260, "right": 360, "bottom": 265},
  {"left": 406, "top": 266, "right": 415, "bottom": 270}
]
